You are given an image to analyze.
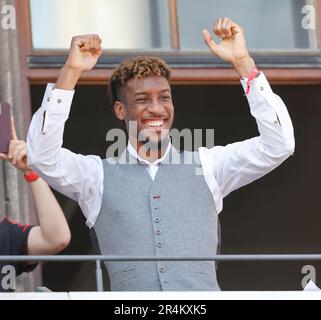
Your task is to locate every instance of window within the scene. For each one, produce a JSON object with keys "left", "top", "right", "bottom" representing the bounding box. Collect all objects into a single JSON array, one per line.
[
  {"left": 177, "top": 0, "right": 319, "bottom": 51},
  {"left": 30, "top": 0, "right": 171, "bottom": 50},
  {"left": 30, "top": 0, "right": 319, "bottom": 52}
]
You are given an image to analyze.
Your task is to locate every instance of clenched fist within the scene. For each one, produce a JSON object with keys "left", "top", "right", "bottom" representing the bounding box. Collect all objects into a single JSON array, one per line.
[
  {"left": 203, "top": 17, "right": 255, "bottom": 77},
  {"left": 65, "top": 34, "right": 103, "bottom": 72},
  {"left": 56, "top": 35, "right": 103, "bottom": 90}
]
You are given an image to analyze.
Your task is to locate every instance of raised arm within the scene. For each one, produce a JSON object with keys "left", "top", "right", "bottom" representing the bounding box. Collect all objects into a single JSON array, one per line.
[
  {"left": 0, "top": 120, "right": 70, "bottom": 255},
  {"left": 199, "top": 18, "right": 295, "bottom": 209},
  {"left": 27, "top": 35, "right": 104, "bottom": 228}
]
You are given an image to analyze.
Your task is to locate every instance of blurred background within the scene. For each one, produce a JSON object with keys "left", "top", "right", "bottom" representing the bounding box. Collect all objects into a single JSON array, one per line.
[{"left": 0, "top": 0, "right": 321, "bottom": 292}]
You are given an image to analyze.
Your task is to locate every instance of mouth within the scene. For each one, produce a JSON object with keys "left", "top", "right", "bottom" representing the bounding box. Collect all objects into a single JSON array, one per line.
[{"left": 141, "top": 118, "right": 168, "bottom": 131}]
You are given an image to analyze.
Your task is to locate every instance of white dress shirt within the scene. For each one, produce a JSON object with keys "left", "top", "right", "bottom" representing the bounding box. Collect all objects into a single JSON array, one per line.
[
  {"left": 27, "top": 73, "right": 295, "bottom": 228},
  {"left": 127, "top": 140, "right": 172, "bottom": 180}
]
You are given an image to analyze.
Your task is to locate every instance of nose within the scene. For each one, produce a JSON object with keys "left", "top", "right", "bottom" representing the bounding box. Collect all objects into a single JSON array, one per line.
[{"left": 147, "top": 99, "right": 164, "bottom": 115}]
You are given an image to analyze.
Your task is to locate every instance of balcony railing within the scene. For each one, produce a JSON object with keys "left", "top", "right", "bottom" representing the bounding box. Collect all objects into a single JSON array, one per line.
[{"left": 1, "top": 254, "right": 321, "bottom": 292}]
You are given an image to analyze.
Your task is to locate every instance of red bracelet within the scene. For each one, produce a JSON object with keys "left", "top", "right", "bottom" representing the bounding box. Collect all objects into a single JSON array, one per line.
[
  {"left": 24, "top": 171, "right": 40, "bottom": 182},
  {"left": 245, "top": 66, "right": 259, "bottom": 95}
]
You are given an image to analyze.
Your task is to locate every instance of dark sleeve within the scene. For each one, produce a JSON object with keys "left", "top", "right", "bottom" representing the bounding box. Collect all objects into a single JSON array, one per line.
[{"left": 8, "top": 220, "right": 38, "bottom": 275}]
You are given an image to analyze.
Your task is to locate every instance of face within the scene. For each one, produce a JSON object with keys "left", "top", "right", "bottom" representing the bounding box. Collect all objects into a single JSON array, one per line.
[{"left": 114, "top": 76, "right": 174, "bottom": 148}]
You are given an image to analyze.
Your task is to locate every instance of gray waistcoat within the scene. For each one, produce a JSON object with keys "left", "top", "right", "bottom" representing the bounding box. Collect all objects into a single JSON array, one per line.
[{"left": 94, "top": 148, "right": 220, "bottom": 291}]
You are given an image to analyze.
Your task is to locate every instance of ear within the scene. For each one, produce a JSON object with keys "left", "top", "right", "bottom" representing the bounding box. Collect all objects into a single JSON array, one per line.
[{"left": 114, "top": 101, "right": 127, "bottom": 120}]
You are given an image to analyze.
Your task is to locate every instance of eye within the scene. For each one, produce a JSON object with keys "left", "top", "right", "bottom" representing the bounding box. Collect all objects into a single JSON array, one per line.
[
  {"left": 160, "top": 95, "right": 171, "bottom": 101},
  {"left": 136, "top": 96, "right": 148, "bottom": 103}
]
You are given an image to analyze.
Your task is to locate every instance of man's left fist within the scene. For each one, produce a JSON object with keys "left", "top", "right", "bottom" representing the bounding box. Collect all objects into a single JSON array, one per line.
[{"left": 203, "top": 17, "right": 255, "bottom": 77}]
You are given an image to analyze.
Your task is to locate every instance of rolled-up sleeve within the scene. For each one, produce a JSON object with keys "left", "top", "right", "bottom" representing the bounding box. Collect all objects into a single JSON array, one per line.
[
  {"left": 199, "top": 72, "right": 295, "bottom": 212},
  {"left": 27, "top": 84, "right": 103, "bottom": 228}
]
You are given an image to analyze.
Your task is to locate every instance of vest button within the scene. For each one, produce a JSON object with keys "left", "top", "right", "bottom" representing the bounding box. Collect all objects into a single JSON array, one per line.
[
  {"left": 156, "top": 229, "right": 161, "bottom": 235},
  {"left": 155, "top": 217, "right": 160, "bottom": 223},
  {"left": 157, "top": 241, "right": 163, "bottom": 248},
  {"left": 159, "top": 267, "right": 165, "bottom": 273}
]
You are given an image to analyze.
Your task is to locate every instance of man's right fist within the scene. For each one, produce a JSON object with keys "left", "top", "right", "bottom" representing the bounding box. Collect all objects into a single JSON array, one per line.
[{"left": 65, "top": 34, "right": 103, "bottom": 72}]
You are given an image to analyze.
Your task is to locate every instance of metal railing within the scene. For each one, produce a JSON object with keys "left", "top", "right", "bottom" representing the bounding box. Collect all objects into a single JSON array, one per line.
[{"left": 1, "top": 254, "right": 321, "bottom": 292}]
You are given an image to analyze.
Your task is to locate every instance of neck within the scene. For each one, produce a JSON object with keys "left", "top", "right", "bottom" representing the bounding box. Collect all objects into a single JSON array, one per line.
[{"left": 130, "top": 137, "right": 170, "bottom": 163}]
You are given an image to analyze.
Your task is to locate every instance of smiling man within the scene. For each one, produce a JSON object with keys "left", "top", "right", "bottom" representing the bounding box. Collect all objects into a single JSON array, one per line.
[{"left": 27, "top": 17, "right": 295, "bottom": 291}]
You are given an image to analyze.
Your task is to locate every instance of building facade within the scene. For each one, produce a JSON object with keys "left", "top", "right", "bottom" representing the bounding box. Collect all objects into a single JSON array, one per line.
[{"left": 1, "top": 0, "right": 321, "bottom": 291}]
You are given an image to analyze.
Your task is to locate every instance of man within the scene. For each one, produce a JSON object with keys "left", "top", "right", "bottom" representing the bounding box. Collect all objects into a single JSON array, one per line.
[
  {"left": 0, "top": 120, "right": 71, "bottom": 292},
  {"left": 27, "top": 17, "right": 295, "bottom": 291}
]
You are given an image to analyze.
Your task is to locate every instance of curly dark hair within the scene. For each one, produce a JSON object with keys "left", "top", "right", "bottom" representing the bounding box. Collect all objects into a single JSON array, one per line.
[{"left": 109, "top": 56, "right": 171, "bottom": 106}]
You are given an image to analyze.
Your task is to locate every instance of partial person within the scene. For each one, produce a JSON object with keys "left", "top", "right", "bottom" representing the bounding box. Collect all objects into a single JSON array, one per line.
[{"left": 0, "top": 119, "right": 71, "bottom": 292}]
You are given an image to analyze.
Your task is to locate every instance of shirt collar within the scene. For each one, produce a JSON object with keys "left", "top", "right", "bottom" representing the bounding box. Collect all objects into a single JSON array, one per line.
[{"left": 127, "top": 140, "right": 172, "bottom": 166}]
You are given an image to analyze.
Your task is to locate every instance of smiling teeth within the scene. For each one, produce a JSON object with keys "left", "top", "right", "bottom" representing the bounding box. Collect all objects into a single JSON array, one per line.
[{"left": 145, "top": 120, "right": 164, "bottom": 127}]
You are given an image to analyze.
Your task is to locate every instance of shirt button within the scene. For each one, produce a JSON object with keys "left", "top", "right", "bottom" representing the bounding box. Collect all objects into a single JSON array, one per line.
[
  {"left": 57, "top": 99, "right": 62, "bottom": 103},
  {"left": 260, "top": 86, "right": 264, "bottom": 91},
  {"left": 157, "top": 241, "right": 163, "bottom": 248},
  {"left": 156, "top": 229, "right": 161, "bottom": 235},
  {"left": 155, "top": 217, "right": 160, "bottom": 223},
  {"left": 159, "top": 267, "right": 165, "bottom": 273},
  {"left": 47, "top": 97, "right": 50, "bottom": 102}
]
